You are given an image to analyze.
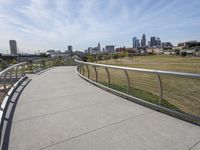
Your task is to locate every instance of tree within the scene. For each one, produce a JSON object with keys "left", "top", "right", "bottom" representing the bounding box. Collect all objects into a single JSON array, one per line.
[
  {"left": 0, "top": 59, "right": 8, "bottom": 70},
  {"left": 175, "top": 49, "right": 180, "bottom": 55},
  {"left": 112, "top": 53, "right": 119, "bottom": 60},
  {"left": 87, "top": 55, "right": 95, "bottom": 62}
]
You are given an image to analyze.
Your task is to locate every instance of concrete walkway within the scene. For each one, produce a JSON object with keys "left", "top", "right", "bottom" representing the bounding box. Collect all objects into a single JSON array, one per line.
[{"left": 5, "top": 67, "right": 200, "bottom": 150}]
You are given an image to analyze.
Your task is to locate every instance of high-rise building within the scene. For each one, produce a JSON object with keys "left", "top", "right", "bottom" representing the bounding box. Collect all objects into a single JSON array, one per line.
[
  {"left": 68, "top": 45, "right": 73, "bottom": 56},
  {"left": 141, "top": 34, "right": 146, "bottom": 47},
  {"left": 148, "top": 41, "right": 150, "bottom": 47},
  {"left": 133, "top": 37, "right": 137, "bottom": 48},
  {"left": 92, "top": 47, "right": 98, "bottom": 54},
  {"left": 97, "top": 42, "right": 101, "bottom": 52},
  {"left": 156, "top": 37, "right": 161, "bottom": 47},
  {"left": 68, "top": 45, "right": 73, "bottom": 53},
  {"left": 133, "top": 37, "right": 140, "bottom": 48},
  {"left": 150, "top": 37, "right": 156, "bottom": 47},
  {"left": 9, "top": 40, "right": 17, "bottom": 55},
  {"left": 136, "top": 39, "right": 140, "bottom": 48},
  {"left": 105, "top": 45, "right": 115, "bottom": 53},
  {"left": 88, "top": 47, "right": 93, "bottom": 54}
]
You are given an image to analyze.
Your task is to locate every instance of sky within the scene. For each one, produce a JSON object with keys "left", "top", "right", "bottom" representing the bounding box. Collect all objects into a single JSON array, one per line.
[{"left": 0, "top": 0, "right": 200, "bottom": 53}]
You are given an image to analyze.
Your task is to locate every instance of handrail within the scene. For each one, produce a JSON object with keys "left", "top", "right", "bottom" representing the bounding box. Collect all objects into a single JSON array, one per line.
[
  {"left": 0, "top": 62, "right": 26, "bottom": 76},
  {"left": 75, "top": 59, "right": 200, "bottom": 125},
  {"left": 0, "top": 62, "right": 28, "bottom": 146},
  {"left": 0, "top": 62, "right": 27, "bottom": 99},
  {"left": 75, "top": 59, "right": 200, "bottom": 78}
]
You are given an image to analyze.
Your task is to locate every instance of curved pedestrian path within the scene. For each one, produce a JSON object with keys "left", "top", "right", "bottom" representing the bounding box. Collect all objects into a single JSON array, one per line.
[{"left": 4, "top": 66, "right": 200, "bottom": 150}]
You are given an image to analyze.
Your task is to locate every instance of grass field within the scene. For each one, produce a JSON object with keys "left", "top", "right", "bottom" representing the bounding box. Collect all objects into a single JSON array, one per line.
[
  {"left": 98, "top": 55, "right": 200, "bottom": 73},
  {"left": 81, "top": 55, "right": 200, "bottom": 117}
]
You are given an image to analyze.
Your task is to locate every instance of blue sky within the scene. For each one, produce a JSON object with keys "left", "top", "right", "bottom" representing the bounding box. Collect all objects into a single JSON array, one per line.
[{"left": 0, "top": 0, "right": 200, "bottom": 53}]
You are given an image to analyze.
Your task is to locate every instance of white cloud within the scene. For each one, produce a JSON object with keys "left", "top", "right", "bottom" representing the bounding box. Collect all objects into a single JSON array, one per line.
[{"left": 0, "top": 0, "right": 200, "bottom": 53}]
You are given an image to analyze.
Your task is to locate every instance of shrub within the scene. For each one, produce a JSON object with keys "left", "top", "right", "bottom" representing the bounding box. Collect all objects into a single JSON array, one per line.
[{"left": 181, "top": 51, "right": 187, "bottom": 57}]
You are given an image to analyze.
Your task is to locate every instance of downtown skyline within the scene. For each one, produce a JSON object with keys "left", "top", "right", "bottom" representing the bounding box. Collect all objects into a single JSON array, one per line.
[{"left": 0, "top": 0, "right": 200, "bottom": 53}]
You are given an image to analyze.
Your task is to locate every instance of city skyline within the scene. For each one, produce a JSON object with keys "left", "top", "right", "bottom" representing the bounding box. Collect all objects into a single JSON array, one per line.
[{"left": 0, "top": 0, "right": 200, "bottom": 53}]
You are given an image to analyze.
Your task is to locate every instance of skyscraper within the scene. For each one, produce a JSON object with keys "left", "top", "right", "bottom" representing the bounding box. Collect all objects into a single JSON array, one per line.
[
  {"left": 136, "top": 39, "right": 140, "bottom": 48},
  {"left": 141, "top": 34, "right": 146, "bottom": 47},
  {"left": 97, "top": 42, "right": 101, "bottom": 52},
  {"left": 9, "top": 40, "right": 17, "bottom": 55},
  {"left": 68, "top": 45, "right": 73, "bottom": 56},
  {"left": 133, "top": 37, "right": 140, "bottom": 48},
  {"left": 68, "top": 45, "right": 73, "bottom": 53},
  {"left": 88, "top": 47, "right": 93, "bottom": 54},
  {"left": 150, "top": 37, "right": 156, "bottom": 47},
  {"left": 133, "top": 37, "right": 137, "bottom": 48},
  {"left": 105, "top": 45, "right": 115, "bottom": 53},
  {"left": 156, "top": 37, "right": 161, "bottom": 47}
]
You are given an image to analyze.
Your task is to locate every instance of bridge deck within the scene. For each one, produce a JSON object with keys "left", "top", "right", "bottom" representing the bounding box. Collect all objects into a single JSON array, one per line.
[{"left": 5, "top": 67, "right": 200, "bottom": 150}]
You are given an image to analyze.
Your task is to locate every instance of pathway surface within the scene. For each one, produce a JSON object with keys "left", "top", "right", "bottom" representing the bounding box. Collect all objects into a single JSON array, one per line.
[{"left": 6, "top": 66, "right": 200, "bottom": 150}]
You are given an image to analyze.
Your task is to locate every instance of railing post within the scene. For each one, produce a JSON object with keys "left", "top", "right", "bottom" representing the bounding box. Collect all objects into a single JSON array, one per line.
[
  {"left": 77, "top": 64, "right": 79, "bottom": 73},
  {"left": 10, "top": 68, "right": 14, "bottom": 86},
  {"left": 3, "top": 72, "right": 7, "bottom": 91},
  {"left": 82, "top": 65, "right": 85, "bottom": 76},
  {"left": 23, "top": 64, "right": 25, "bottom": 76},
  {"left": 93, "top": 66, "right": 98, "bottom": 82},
  {"left": 31, "top": 61, "right": 34, "bottom": 73},
  {"left": 156, "top": 73, "right": 163, "bottom": 105},
  {"left": 105, "top": 67, "right": 111, "bottom": 88},
  {"left": 86, "top": 65, "right": 90, "bottom": 79},
  {"left": 79, "top": 64, "right": 82, "bottom": 74},
  {"left": 21, "top": 65, "right": 23, "bottom": 76},
  {"left": 124, "top": 70, "right": 130, "bottom": 94},
  {"left": 39, "top": 61, "right": 42, "bottom": 71},
  {"left": 15, "top": 66, "right": 19, "bottom": 80}
]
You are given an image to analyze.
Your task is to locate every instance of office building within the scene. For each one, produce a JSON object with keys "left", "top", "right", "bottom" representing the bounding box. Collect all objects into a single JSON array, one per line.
[
  {"left": 105, "top": 45, "right": 115, "bottom": 53},
  {"left": 156, "top": 37, "right": 161, "bottom": 47},
  {"left": 68, "top": 45, "right": 73, "bottom": 53},
  {"left": 97, "top": 42, "right": 101, "bottom": 52},
  {"left": 133, "top": 37, "right": 140, "bottom": 48},
  {"left": 92, "top": 47, "right": 98, "bottom": 54},
  {"left": 136, "top": 39, "right": 140, "bottom": 48},
  {"left": 9, "top": 40, "right": 17, "bottom": 55},
  {"left": 133, "top": 37, "right": 137, "bottom": 48},
  {"left": 88, "top": 47, "right": 93, "bottom": 54},
  {"left": 150, "top": 37, "right": 156, "bottom": 47},
  {"left": 68, "top": 45, "right": 73, "bottom": 56},
  {"left": 141, "top": 34, "right": 146, "bottom": 47}
]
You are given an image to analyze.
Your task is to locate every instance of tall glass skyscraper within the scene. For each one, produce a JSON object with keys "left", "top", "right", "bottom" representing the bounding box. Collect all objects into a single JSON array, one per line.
[
  {"left": 133, "top": 37, "right": 140, "bottom": 48},
  {"left": 141, "top": 34, "right": 146, "bottom": 47}
]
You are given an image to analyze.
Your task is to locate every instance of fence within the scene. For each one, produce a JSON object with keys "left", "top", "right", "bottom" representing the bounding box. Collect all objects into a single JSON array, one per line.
[
  {"left": 75, "top": 59, "right": 200, "bottom": 125},
  {"left": 0, "top": 62, "right": 27, "bottom": 103}
]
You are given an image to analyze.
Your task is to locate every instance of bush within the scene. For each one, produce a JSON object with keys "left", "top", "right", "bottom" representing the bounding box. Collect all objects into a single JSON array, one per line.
[
  {"left": 181, "top": 51, "right": 187, "bottom": 57},
  {"left": 87, "top": 55, "right": 95, "bottom": 62},
  {"left": 112, "top": 53, "right": 119, "bottom": 59},
  {"left": 0, "top": 59, "right": 8, "bottom": 70}
]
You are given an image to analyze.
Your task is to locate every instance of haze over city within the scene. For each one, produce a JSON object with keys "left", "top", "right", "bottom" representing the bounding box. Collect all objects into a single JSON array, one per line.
[{"left": 0, "top": 0, "right": 200, "bottom": 53}]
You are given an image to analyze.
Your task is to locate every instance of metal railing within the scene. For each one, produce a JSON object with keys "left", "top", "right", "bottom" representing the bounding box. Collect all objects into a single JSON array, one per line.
[
  {"left": 30, "top": 58, "right": 54, "bottom": 73},
  {"left": 27, "top": 58, "right": 76, "bottom": 73},
  {"left": 0, "top": 58, "right": 57, "bottom": 102},
  {"left": 75, "top": 59, "right": 200, "bottom": 125},
  {"left": 0, "top": 62, "right": 27, "bottom": 147},
  {"left": 0, "top": 62, "right": 27, "bottom": 103}
]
